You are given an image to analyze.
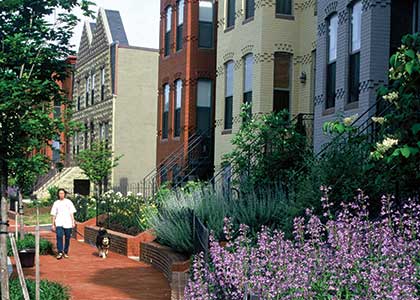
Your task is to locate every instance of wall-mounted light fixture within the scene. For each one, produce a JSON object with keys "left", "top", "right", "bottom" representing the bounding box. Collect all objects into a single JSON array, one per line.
[{"left": 300, "top": 72, "right": 307, "bottom": 84}]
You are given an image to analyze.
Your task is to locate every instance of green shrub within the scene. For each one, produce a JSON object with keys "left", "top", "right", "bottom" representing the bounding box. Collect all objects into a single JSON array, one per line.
[
  {"left": 46, "top": 186, "right": 59, "bottom": 205},
  {"left": 150, "top": 185, "right": 292, "bottom": 254},
  {"left": 7, "top": 234, "right": 52, "bottom": 256},
  {"left": 6, "top": 279, "right": 69, "bottom": 300},
  {"left": 72, "top": 195, "right": 96, "bottom": 223}
]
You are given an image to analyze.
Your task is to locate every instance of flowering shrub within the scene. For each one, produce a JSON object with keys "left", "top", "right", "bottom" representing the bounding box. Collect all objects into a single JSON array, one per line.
[
  {"left": 99, "top": 190, "right": 157, "bottom": 235},
  {"left": 186, "top": 190, "right": 420, "bottom": 299}
]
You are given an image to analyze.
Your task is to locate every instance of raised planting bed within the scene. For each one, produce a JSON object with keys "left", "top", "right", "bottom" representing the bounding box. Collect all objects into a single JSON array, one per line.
[
  {"left": 140, "top": 241, "right": 190, "bottom": 300},
  {"left": 72, "top": 215, "right": 107, "bottom": 241},
  {"left": 84, "top": 225, "right": 155, "bottom": 257}
]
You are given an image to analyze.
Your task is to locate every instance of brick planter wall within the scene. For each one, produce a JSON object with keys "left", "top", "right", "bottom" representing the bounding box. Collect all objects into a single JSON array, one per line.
[
  {"left": 72, "top": 215, "right": 106, "bottom": 241},
  {"left": 84, "top": 225, "right": 155, "bottom": 257},
  {"left": 140, "top": 241, "right": 190, "bottom": 300}
]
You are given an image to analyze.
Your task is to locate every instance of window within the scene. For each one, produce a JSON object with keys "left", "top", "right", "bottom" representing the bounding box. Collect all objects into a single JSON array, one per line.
[
  {"left": 326, "top": 14, "right": 338, "bottom": 109},
  {"left": 174, "top": 80, "right": 182, "bottom": 137},
  {"left": 273, "top": 52, "right": 291, "bottom": 112},
  {"left": 227, "top": 0, "right": 235, "bottom": 28},
  {"left": 85, "top": 77, "right": 90, "bottom": 107},
  {"left": 245, "top": 0, "right": 255, "bottom": 20},
  {"left": 90, "top": 121, "right": 94, "bottom": 148},
  {"left": 197, "top": 79, "right": 212, "bottom": 133},
  {"left": 390, "top": 1, "right": 413, "bottom": 56},
  {"left": 310, "top": 50, "right": 317, "bottom": 105},
  {"left": 72, "top": 133, "right": 76, "bottom": 155},
  {"left": 165, "top": 6, "right": 172, "bottom": 56},
  {"left": 276, "top": 0, "right": 292, "bottom": 15},
  {"left": 349, "top": 2, "right": 361, "bottom": 103},
  {"left": 53, "top": 99, "right": 61, "bottom": 119},
  {"left": 91, "top": 72, "right": 95, "bottom": 105},
  {"left": 225, "top": 61, "right": 234, "bottom": 130},
  {"left": 101, "top": 68, "right": 105, "bottom": 101},
  {"left": 162, "top": 84, "right": 170, "bottom": 139},
  {"left": 176, "top": 0, "right": 184, "bottom": 51},
  {"left": 52, "top": 138, "right": 60, "bottom": 162},
  {"left": 199, "top": 1, "right": 214, "bottom": 48},
  {"left": 77, "top": 96, "right": 81, "bottom": 111},
  {"left": 84, "top": 123, "right": 88, "bottom": 149},
  {"left": 414, "top": 0, "right": 420, "bottom": 33},
  {"left": 243, "top": 54, "right": 253, "bottom": 118},
  {"left": 104, "top": 122, "right": 109, "bottom": 147}
]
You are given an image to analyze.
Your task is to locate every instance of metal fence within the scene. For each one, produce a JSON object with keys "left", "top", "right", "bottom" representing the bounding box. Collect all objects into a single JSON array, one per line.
[{"left": 192, "top": 213, "right": 209, "bottom": 261}]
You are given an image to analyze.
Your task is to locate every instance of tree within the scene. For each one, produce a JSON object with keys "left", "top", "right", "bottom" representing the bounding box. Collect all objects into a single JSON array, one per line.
[
  {"left": 0, "top": 1, "right": 94, "bottom": 298},
  {"left": 372, "top": 33, "right": 420, "bottom": 197},
  {"left": 77, "top": 141, "right": 121, "bottom": 196}
]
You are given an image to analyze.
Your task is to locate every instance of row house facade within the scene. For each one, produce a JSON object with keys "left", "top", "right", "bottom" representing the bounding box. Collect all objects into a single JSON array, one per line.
[
  {"left": 155, "top": 0, "right": 218, "bottom": 185},
  {"left": 71, "top": 8, "right": 159, "bottom": 189},
  {"left": 214, "top": 0, "right": 317, "bottom": 170},
  {"left": 314, "top": 0, "right": 420, "bottom": 151}
]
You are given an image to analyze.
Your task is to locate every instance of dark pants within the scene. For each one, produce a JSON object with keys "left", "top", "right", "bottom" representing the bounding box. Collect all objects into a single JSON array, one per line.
[{"left": 56, "top": 227, "right": 72, "bottom": 254}]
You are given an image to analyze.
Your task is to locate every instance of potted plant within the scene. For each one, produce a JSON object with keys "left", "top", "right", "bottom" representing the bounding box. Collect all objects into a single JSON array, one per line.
[{"left": 18, "top": 248, "right": 35, "bottom": 268}]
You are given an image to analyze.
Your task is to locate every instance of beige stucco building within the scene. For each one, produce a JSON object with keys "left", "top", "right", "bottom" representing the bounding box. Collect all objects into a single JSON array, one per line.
[
  {"left": 214, "top": 0, "right": 317, "bottom": 170},
  {"left": 68, "top": 8, "right": 158, "bottom": 192}
]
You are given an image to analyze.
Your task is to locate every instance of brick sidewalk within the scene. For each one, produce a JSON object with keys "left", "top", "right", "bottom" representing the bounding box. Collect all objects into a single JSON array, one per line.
[{"left": 20, "top": 232, "right": 171, "bottom": 300}]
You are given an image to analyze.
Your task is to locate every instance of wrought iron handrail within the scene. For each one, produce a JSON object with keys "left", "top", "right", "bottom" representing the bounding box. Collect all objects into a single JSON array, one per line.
[{"left": 33, "top": 168, "right": 59, "bottom": 191}]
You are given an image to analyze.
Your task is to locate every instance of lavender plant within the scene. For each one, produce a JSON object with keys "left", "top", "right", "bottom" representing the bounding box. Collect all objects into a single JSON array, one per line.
[{"left": 186, "top": 190, "right": 420, "bottom": 299}]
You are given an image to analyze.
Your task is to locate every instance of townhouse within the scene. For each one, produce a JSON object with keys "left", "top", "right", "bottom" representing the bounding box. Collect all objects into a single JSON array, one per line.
[
  {"left": 213, "top": 0, "right": 317, "bottom": 170},
  {"left": 314, "top": 0, "right": 420, "bottom": 151}
]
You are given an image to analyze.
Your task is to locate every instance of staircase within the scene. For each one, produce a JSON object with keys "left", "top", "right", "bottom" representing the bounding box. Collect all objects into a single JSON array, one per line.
[
  {"left": 137, "top": 128, "right": 214, "bottom": 198},
  {"left": 34, "top": 166, "right": 88, "bottom": 199}
]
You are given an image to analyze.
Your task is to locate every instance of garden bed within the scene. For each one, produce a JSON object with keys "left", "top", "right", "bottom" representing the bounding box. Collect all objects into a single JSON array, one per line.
[
  {"left": 140, "top": 241, "right": 190, "bottom": 300},
  {"left": 84, "top": 225, "right": 155, "bottom": 257}
]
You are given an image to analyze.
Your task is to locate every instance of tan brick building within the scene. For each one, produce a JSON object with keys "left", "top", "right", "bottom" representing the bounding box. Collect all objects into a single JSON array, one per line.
[
  {"left": 69, "top": 8, "right": 158, "bottom": 192},
  {"left": 214, "top": 0, "right": 317, "bottom": 170}
]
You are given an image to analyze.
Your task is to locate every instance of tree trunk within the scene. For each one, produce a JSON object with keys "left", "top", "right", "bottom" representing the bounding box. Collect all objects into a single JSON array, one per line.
[
  {"left": 18, "top": 190, "right": 24, "bottom": 240},
  {"left": 35, "top": 206, "right": 40, "bottom": 300},
  {"left": 0, "top": 158, "right": 10, "bottom": 300}
]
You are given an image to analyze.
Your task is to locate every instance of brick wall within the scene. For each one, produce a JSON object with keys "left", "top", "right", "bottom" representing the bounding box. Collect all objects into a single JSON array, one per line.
[
  {"left": 84, "top": 226, "right": 155, "bottom": 257},
  {"left": 140, "top": 241, "right": 190, "bottom": 300},
  {"left": 157, "top": 0, "right": 218, "bottom": 177}
]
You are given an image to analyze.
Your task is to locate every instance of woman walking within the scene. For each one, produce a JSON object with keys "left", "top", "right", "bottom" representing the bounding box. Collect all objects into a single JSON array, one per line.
[{"left": 51, "top": 189, "right": 76, "bottom": 259}]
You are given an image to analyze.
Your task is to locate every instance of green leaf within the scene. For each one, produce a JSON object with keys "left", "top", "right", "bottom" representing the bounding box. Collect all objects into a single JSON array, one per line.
[
  {"left": 405, "top": 61, "right": 414, "bottom": 74},
  {"left": 405, "top": 49, "right": 416, "bottom": 59},
  {"left": 400, "top": 146, "right": 411, "bottom": 158},
  {"left": 417, "top": 141, "right": 420, "bottom": 148},
  {"left": 391, "top": 148, "right": 401, "bottom": 157},
  {"left": 412, "top": 124, "right": 420, "bottom": 135}
]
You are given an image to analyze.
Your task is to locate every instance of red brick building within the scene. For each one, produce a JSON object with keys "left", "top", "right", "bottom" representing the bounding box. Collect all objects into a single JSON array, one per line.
[
  {"left": 37, "top": 56, "right": 76, "bottom": 168},
  {"left": 155, "top": 0, "right": 217, "bottom": 184}
]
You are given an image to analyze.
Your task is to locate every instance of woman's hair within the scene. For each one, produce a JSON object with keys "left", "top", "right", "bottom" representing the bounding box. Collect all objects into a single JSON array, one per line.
[{"left": 57, "top": 188, "right": 67, "bottom": 198}]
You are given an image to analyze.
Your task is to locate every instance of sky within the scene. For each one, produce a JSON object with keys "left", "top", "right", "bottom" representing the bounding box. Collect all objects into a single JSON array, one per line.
[{"left": 70, "top": 0, "right": 160, "bottom": 50}]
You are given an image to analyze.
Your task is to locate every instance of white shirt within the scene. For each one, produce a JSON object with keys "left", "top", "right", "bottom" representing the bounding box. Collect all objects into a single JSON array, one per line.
[{"left": 51, "top": 199, "right": 76, "bottom": 228}]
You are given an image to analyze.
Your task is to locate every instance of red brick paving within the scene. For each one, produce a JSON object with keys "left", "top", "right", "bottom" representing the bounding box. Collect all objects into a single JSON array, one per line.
[{"left": 18, "top": 232, "right": 171, "bottom": 300}]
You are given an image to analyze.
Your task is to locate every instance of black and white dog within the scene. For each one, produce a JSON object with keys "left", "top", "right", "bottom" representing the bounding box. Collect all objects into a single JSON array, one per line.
[{"left": 96, "top": 228, "right": 111, "bottom": 259}]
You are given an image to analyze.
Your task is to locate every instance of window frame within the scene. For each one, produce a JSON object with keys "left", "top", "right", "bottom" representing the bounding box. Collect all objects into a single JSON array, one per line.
[
  {"left": 162, "top": 84, "right": 170, "bottom": 139},
  {"left": 165, "top": 6, "right": 172, "bottom": 57},
  {"left": 226, "top": 0, "right": 236, "bottom": 29},
  {"left": 245, "top": 0, "right": 255, "bottom": 20},
  {"left": 196, "top": 79, "right": 213, "bottom": 133},
  {"left": 276, "top": 0, "right": 293, "bottom": 16},
  {"left": 243, "top": 53, "right": 253, "bottom": 118},
  {"left": 176, "top": 0, "right": 184, "bottom": 51},
  {"left": 273, "top": 52, "right": 292, "bottom": 113},
  {"left": 199, "top": 0, "right": 214, "bottom": 48},
  {"left": 348, "top": 1, "right": 362, "bottom": 104},
  {"left": 101, "top": 67, "right": 105, "bottom": 101},
  {"left": 91, "top": 72, "right": 95, "bottom": 105},
  {"left": 174, "top": 79, "right": 182, "bottom": 137},
  {"left": 224, "top": 60, "right": 234, "bottom": 130},
  {"left": 85, "top": 76, "right": 90, "bottom": 107},
  {"left": 326, "top": 14, "right": 338, "bottom": 110}
]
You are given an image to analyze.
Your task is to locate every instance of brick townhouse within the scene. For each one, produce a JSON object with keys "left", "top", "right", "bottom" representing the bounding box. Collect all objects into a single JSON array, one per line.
[
  {"left": 154, "top": 0, "right": 218, "bottom": 185},
  {"left": 313, "top": 0, "right": 420, "bottom": 151}
]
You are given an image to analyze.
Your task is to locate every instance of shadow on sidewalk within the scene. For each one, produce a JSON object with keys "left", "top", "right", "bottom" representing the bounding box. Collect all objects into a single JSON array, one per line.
[{"left": 87, "top": 266, "right": 171, "bottom": 300}]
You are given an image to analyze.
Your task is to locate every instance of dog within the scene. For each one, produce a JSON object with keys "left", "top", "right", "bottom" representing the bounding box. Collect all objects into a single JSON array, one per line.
[{"left": 96, "top": 228, "right": 111, "bottom": 259}]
